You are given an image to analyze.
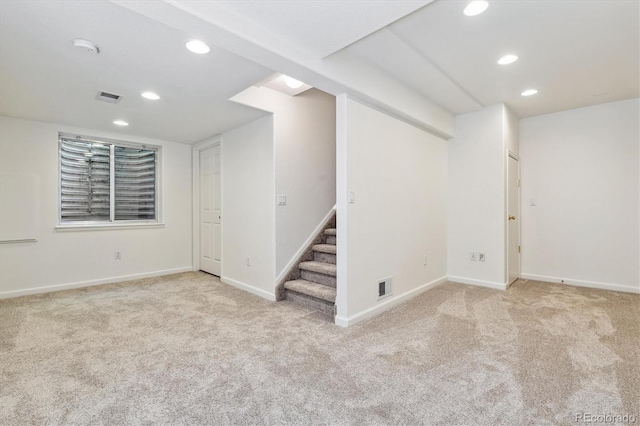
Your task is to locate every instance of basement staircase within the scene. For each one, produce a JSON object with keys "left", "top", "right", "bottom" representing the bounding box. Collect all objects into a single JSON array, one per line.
[{"left": 279, "top": 215, "right": 337, "bottom": 317}]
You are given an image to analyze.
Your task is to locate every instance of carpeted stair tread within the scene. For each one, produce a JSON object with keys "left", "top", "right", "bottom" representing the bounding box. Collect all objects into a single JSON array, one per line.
[
  {"left": 313, "top": 244, "right": 337, "bottom": 254},
  {"left": 299, "top": 261, "right": 337, "bottom": 276},
  {"left": 278, "top": 214, "right": 338, "bottom": 313},
  {"left": 284, "top": 280, "right": 336, "bottom": 303}
]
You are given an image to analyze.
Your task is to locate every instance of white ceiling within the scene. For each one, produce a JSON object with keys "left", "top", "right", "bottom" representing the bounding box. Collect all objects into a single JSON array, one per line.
[
  {"left": 1, "top": 0, "right": 638, "bottom": 143},
  {"left": 206, "top": 0, "right": 430, "bottom": 59},
  {"left": 0, "top": 0, "right": 273, "bottom": 144},
  {"left": 345, "top": 0, "right": 640, "bottom": 117}
]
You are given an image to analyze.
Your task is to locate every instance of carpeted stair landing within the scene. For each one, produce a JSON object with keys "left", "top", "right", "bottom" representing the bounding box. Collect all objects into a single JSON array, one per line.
[{"left": 283, "top": 224, "right": 337, "bottom": 317}]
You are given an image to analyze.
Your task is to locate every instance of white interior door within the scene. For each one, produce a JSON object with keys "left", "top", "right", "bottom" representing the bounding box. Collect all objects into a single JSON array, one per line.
[
  {"left": 199, "top": 145, "right": 221, "bottom": 276},
  {"left": 508, "top": 155, "right": 520, "bottom": 285}
]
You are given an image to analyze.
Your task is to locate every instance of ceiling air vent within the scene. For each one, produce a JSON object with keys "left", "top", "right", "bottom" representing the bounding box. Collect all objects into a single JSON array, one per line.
[{"left": 95, "top": 91, "right": 122, "bottom": 104}]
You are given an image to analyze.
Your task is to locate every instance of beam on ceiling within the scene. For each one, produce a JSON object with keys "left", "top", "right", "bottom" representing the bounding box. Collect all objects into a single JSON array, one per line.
[{"left": 111, "top": 0, "right": 455, "bottom": 138}]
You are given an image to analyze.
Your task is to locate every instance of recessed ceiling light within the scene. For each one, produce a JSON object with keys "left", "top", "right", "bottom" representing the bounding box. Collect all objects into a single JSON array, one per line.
[
  {"left": 113, "top": 120, "right": 129, "bottom": 126},
  {"left": 464, "top": 1, "right": 489, "bottom": 16},
  {"left": 185, "top": 40, "right": 210, "bottom": 54},
  {"left": 498, "top": 54, "right": 518, "bottom": 65},
  {"left": 521, "top": 89, "right": 538, "bottom": 97},
  {"left": 284, "top": 76, "right": 303, "bottom": 89},
  {"left": 141, "top": 92, "right": 160, "bottom": 100}
]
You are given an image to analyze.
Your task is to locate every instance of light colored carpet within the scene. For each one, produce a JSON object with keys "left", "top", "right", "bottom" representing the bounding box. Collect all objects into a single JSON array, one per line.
[{"left": 1, "top": 272, "right": 638, "bottom": 425}]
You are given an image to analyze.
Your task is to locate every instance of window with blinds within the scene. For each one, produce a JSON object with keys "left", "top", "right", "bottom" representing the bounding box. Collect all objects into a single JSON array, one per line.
[
  {"left": 114, "top": 146, "right": 156, "bottom": 221},
  {"left": 59, "top": 136, "right": 158, "bottom": 224}
]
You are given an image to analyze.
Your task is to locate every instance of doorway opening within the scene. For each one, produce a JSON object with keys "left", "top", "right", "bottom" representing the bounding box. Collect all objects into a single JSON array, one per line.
[
  {"left": 193, "top": 139, "right": 222, "bottom": 276},
  {"left": 507, "top": 152, "right": 521, "bottom": 286}
]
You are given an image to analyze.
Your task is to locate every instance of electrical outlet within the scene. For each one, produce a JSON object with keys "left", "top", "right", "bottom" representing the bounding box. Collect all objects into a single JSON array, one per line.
[
  {"left": 470, "top": 252, "right": 477, "bottom": 261},
  {"left": 478, "top": 253, "right": 486, "bottom": 262},
  {"left": 115, "top": 251, "right": 121, "bottom": 260},
  {"left": 246, "top": 256, "right": 251, "bottom": 266},
  {"left": 277, "top": 194, "right": 287, "bottom": 205}
]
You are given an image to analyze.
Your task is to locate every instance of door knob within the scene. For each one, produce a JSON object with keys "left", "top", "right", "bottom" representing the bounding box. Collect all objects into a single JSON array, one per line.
[{"left": 509, "top": 215, "right": 516, "bottom": 220}]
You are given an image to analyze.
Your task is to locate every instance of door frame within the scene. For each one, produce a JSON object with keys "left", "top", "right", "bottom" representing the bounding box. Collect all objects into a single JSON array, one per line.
[
  {"left": 192, "top": 136, "right": 222, "bottom": 273},
  {"left": 506, "top": 151, "right": 521, "bottom": 287}
]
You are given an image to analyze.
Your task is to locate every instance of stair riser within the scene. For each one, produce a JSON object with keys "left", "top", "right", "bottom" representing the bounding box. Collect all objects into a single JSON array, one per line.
[
  {"left": 301, "top": 270, "right": 336, "bottom": 288},
  {"left": 285, "top": 290, "right": 335, "bottom": 316},
  {"left": 325, "top": 235, "right": 336, "bottom": 245},
  {"left": 314, "top": 252, "right": 336, "bottom": 264}
]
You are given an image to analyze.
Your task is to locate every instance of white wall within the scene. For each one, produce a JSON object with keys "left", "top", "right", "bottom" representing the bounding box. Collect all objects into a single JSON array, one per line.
[
  {"left": 274, "top": 89, "right": 336, "bottom": 276},
  {"left": 231, "top": 87, "right": 336, "bottom": 278},
  {"left": 0, "top": 115, "right": 192, "bottom": 298},
  {"left": 520, "top": 99, "right": 639, "bottom": 292},
  {"left": 447, "top": 104, "right": 508, "bottom": 288},
  {"left": 221, "top": 116, "right": 276, "bottom": 298},
  {"left": 336, "top": 96, "right": 448, "bottom": 326}
]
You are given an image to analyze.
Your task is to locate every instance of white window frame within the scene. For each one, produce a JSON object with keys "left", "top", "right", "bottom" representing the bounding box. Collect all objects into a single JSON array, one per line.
[{"left": 56, "top": 133, "right": 164, "bottom": 231}]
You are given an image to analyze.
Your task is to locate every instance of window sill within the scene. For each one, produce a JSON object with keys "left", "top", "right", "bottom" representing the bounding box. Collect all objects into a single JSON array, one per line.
[{"left": 55, "top": 222, "right": 165, "bottom": 232}]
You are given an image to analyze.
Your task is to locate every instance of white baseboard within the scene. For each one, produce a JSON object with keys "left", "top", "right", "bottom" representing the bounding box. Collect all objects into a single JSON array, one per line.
[
  {"left": 276, "top": 205, "right": 336, "bottom": 284},
  {"left": 0, "top": 267, "right": 193, "bottom": 299},
  {"left": 335, "top": 275, "right": 448, "bottom": 327},
  {"left": 520, "top": 273, "right": 640, "bottom": 294},
  {"left": 221, "top": 276, "right": 276, "bottom": 301},
  {"left": 447, "top": 276, "right": 508, "bottom": 291}
]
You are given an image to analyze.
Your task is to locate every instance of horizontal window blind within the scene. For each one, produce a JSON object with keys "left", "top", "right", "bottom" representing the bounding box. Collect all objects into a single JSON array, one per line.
[
  {"left": 59, "top": 136, "right": 158, "bottom": 224},
  {"left": 60, "top": 139, "right": 111, "bottom": 222},
  {"left": 114, "top": 146, "right": 156, "bottom": 221}
]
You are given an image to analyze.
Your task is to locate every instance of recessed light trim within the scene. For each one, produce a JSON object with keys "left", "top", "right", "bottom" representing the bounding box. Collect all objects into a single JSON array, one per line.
[
  {"left": 521, "top": 89, "right": 538, "bottom": 97},
  {"left": 141, "top": 92, "right": 160, "bottom": 100},
  {"left": 186, "top": 40, "right": 210, "bottom": 54},
  {"left": 498, "top": 54, "right": 518, "bottom": 65},
  {"left": 113, "top": 120, "right": 129, "bottom": 126},
  {"left": 284, "top": 76, "right": 303, "bottom": 89},
  {"left": 464, "top": 1, "right": 489, "bottom": 16}
]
